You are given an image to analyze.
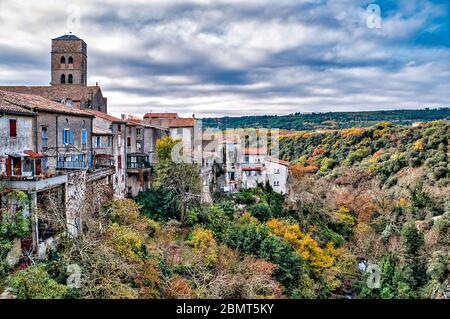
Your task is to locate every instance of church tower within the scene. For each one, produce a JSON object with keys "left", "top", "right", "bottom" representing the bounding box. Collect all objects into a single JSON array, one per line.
[{"left": 51, "top": 34, "right": 87, "bottom": 86}]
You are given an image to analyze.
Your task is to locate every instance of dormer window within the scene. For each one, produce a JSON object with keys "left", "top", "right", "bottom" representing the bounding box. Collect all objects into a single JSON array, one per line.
[
  {"left": 68, "top": 56, "right": 73, "bottom": 64},
  {"left": 65, "top": 99, "right": 73, "bottom": 108},
  {"left": 60, "top": 56, "right": 66, "bottom": 64},
  {"left": 61, "top": 74, "right": 66, "bottom": 84},
  {"left": 68, "top": 74, "right": 73, "bottom": 84}
]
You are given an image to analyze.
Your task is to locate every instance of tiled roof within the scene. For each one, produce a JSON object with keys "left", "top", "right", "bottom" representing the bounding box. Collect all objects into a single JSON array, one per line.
[
  {"left": 0, "top": 99, "right": 36, "bottom": 116},
  {"left": 168, "top": 118, "right": 195, "bottom": 128},
  {"left": 265, "top": 156, "right": 289, "bottom": 166},
  {"left": 144, "top": 113, "right": 178, "bottom": 119},
  {"left": 242, "top": 164, "right": 265, "bottom": 171},
  {"left": 0, "top": 86, "right": 102, "bottom": 103},
  {"left": 0, "top": 90, "right": 94, "bottom": 117},
  {"left": 93, "top": 127, "right": 113, "bottom": 135},
  {"left": 127, "top": 118, "right": 168, "bottom": 131},
  {"left": 243, "top": 147, "right": 268, "bottom": 155},
  {"left": 86, "top": 109, "right": 125, "bottom": 123}
]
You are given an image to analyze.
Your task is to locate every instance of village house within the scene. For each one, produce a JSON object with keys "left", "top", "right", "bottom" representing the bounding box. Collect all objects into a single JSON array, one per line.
[
  {"left": 124, "top": 116, "right": 168, "bottom": 197},
  {"left": 0, "top": 90, "right": 116, "bottom": 260},
  {"left": 87, "top": 110, "right": 127, "bottom": 198}
]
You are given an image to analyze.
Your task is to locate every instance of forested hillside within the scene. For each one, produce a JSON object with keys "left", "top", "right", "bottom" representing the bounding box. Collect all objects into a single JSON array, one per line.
[
  {"left": 1, "top": 124, "right": 449, "bottom": 299},
  {"left": 203, "top": 108, "right": 450, "bottom": 131}
]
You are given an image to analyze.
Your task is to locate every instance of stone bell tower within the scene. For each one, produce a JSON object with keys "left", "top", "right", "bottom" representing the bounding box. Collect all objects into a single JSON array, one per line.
[{"left": 51, "top": 33, "right": 87, "bottom": 86}]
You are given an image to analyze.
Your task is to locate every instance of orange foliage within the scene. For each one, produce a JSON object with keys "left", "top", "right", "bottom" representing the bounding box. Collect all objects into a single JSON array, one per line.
[
  {"left": 312, "top": 147, "right": 326, "bottom": 157},
  {"left": 164, "top": 276, "right": 193, "bottom": 299}
]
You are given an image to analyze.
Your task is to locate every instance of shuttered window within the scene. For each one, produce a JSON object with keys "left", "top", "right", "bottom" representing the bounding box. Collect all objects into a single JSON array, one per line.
[{"left": 9, "top": 119, "right": 17, "bottom": 137}]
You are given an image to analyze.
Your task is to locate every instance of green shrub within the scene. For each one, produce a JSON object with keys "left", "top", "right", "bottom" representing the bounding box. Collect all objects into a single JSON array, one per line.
[{"left": 10, "top": 265, "right": 67, "bottom": 299}]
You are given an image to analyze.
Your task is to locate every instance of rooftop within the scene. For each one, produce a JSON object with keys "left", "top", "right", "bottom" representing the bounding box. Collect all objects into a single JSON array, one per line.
[
  {"left": 0, "top": 86, "right": 103, "bottom": 103},
  {"left": 144, "top": 112, "right": 178, "bottom": 119},
  {"left": 242, "top": 147, "right": 268, "bottom": 155},
  {"left": 86, "top": 109, "right": 125, "bottom": 123},
  {"left": 265, "top": 156, "right": 289, "bottom": 166},
  {"left": 53, "top": 34, "right": 82, "bottom": 41},
  {"left": 0, "top": 90, "right": 94, "bottom": 117}
]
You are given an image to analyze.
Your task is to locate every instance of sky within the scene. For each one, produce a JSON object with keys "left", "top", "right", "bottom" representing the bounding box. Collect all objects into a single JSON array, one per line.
[{"left": 0, "top": 0, "right": 449, "bottom": 118}]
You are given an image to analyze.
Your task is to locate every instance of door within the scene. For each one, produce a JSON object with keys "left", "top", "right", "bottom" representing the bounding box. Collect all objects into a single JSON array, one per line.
[
  {"left": 13, "top": 157, "right": 21, "bottom": 176},
  {"left": 35, "top": 159, "right": 42, "bottom": 175}
]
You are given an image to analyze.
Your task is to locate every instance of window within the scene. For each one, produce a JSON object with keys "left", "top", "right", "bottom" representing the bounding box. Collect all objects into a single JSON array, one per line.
[
  {"left": 60, "top": 56, "right": 66, "bottom": 64},
  {"left": 273, "top": 181, "right": 280, "bottom": 186},
  {"left": 127, "top": 137, "right": 131, "bottom": 147},
  {"left": 128, "top": 127, "right": 132, "bottom": 134},
  {"left": 66, "top": 99, "right": 73, "bottom": 108},
  {"left": 68, "top": 56, "right": 73, "bottom": 64},
  {"left": 177, "top": 128, "right": 183, "bottom": 135},
  {"left": 96, "top": 136, "right": 102, "bottom": 148},
  {"left": 63, "top": 128, "right": 72, "bottom": 145},
  {"left": 137, "top": 141, "right": 142, "bottom": 150},
  {"left": 118, "top": 125, "right": 122, "bottom": 132},
  {"left": 81, "top": 128, "right": 87, "bottom": 149},
  {"left": 108, "top": 136, "right": 113, "bottom": 147},
  {"left": 274, "top": 168, "right": 280, "bottom": 174},
  {"left": 118, "top": 155, "right": 122, "bottom": 169},
  {"left": 68, "top": 74, "right": 73, "bottom": 84},
  {"left": 42, "top": 127, "right": 48, "bottom": 149},
  {"left": 61, "top": 74, "right": 66, "bottom": 84},
  {"left": 136, "top": 128, "right": 142, "bottom": 135},
  {"left": 9, "top": 119, "right": 17, "bottom": 137}
]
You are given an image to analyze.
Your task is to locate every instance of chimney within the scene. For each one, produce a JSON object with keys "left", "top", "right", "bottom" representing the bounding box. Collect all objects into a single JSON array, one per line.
[{"left": 121, "top": 114, "right": 126, "bottom": 120}]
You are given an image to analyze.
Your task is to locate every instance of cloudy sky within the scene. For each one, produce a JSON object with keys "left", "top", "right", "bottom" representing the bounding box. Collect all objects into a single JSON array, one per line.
[{"left": 0, "top": 0, "right": 449, "bottom": 118}]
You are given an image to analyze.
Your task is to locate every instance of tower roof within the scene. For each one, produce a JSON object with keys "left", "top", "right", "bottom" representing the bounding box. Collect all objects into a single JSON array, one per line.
[{"left": 53, "top": 34, "right": 82, "bottom": 41}]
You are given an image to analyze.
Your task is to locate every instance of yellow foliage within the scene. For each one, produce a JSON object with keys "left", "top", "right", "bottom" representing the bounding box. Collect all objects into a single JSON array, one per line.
[
  {"left": 336, "top": 207, "right": 356, "bottom": 229},
  {"left": 341, "top": 127, "right": 365, "bottom": 137},
  {"left": 414, "top": 140, "right": 424, "bottom": 151},
  {"left": 186, "top": 227, "right": 218, "bottom": 267},
  {"left": 266, "top": 219, "right": 335, "bottom": 276},
  {"left": 108, "top": 223, "right": 145, "bottom": 263}
]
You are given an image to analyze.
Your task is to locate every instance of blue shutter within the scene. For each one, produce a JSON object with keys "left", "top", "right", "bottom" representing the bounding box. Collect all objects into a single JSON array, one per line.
[
  {"left": 62, "top": 128, "right": 66, "bottom": 145},
  {"left": 69, "top": 129, "right": 73, "bottom": 145},
  {"left": 87, "top": 152, "right": 92, "bottom": 169},
  {"left": 82, "top": 129, "right": 87, "bottom": 144}
]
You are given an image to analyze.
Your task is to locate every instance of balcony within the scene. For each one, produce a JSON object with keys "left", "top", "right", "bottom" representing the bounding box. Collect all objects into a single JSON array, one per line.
[
  {"left": 127, "top": 153, "right": 151, "bottom": 173},
  {"left": 57, "top": 161, "right": 87, "bottom": 170},
  {"left": 57, "top": 154, "right": 88, "bottom": 170}
]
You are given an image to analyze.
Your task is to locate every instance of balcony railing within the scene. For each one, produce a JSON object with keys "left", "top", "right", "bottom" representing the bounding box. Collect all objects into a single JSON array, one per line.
[
  {"left": 57, "top": 161, "right": 87, "bottom": 169},
  {"left": 127, "top": 161, "right": 151, "bottom": 169}
]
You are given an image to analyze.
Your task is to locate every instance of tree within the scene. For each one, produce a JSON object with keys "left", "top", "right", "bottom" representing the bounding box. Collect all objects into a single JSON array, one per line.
[{"left": 155, "top": 137, "right": 201, "bottom": 225}]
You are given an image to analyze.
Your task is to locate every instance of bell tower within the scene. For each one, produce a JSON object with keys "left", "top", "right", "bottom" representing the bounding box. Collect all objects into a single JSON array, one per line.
[{"left": 51, "top": 33, "right": 87, "bottom": 86}]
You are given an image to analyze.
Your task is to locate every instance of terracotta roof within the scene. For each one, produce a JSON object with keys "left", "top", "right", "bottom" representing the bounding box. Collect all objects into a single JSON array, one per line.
[
  {"left": 0, "top": 85, "right": 102, "bottom": 103},
  {"left": 93, "top": 127, "right": 113, "bottom": 135},
  {"left": 242, "top": 164, "right": 265, "bottom": 171},
  {"left": 144, "top": 113, "right": 178, "bottom": 119},
  {"left": 86, "top": 109, "right": 125, "bottom": 123},
  {"left": 265, "top": 156, "right": 289, "bottom": 166},
  {"left": 127, "top": 118, "right": 168, "bottom": 131},
  {"left": 24, "top": 151, "right": 44, "bottom": 158},
  {"left": 0, "top": 99, "right": 36, "bottom": 116},
  {"left": 243, "top": 147, "right": 267, "bottom": 155},
  {"left": 0, "top": 90, "right": 94, "bottom": 117},
  {"left": 168, "top": 118, "right": 195, "bottom": 128}
]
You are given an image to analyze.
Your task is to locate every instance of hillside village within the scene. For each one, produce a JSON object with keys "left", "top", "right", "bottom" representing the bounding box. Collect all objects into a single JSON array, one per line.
[
  {"left": 0, "top": 35, "right": 448, "bottom": 300},
  {"left": 0, "top": 35, "right": 289, "bottom": 274}
]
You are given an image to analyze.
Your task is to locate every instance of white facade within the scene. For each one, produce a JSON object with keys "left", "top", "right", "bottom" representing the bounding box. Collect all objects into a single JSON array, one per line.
[{"left": 265, "top": 158, "right": 289, "bottom": 194}]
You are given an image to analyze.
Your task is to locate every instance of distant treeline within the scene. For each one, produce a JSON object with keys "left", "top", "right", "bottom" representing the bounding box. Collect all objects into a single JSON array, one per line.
[{"left": 202, "top": 108, "right": 450, "bottom": 130}]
